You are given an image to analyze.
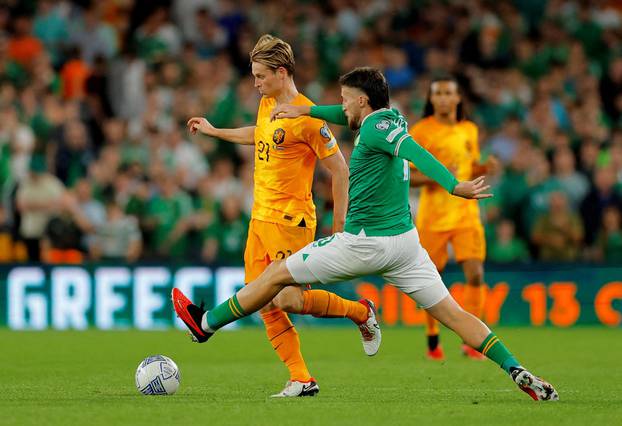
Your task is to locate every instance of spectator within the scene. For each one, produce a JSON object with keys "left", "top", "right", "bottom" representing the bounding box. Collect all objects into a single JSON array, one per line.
[
  {"left": 124, "top": 176, "right": 153, "bottom": 252},
  {"left": 384, "top": 47, "right": 414, "bottom": 90},
  {"left": 108, "top": 46, "right": 146, "bottom": 121},
  {"left": 42, "top": 192, "right": 93, "bottom": 264},
  {"left": 33, "top": 0, "right": 68, "bottom": 66},
  {"left": 532, "top": 191, "right": 584, "bottom": 262},
  {"left": 600, "top": 57, "right": 622, "bottom": 125},
  {"left": 85, "top": 55, "right": 114, "bottom": 122},
  {"left": 74, "top": 177, "right": 106, "bottom": 246},
  {"left": 0, "top": 204, "right": 27, "bottom": 262},
  {"left": 68, "top": 5, "right": 118, "bottom": 65},
  {"left": 193, "top": 8, "right": 227, "bottom": 59},
  {"left": 145, "top": 174, "right": 193, "bottom": 259},
  {"left": 580, "top": 165, "right": 622, "bottom": 247},
  {"left": 16, "top": 155, "right": 66, "bottom": 261},
  {"left": 161, "top": 126, "right": 208, "bottom": 190},
  {"left": 488, "top": 219, "right": 530, "bottom": 263},
  {"left": 7, "top": 14, "right": 43, "bottom": 68},
  {"left": 133, "top": 7, "right": 182, "bottom": 62},
  {"left": 54, "top": 120, "right": 94, "bottom": 186},
  {"left": 551, "top": 146, "right": 590, "bottom": 208},
  {"left": 594, "top": 206, "right": 622, "bottom": 263},
  {"left": 210, "top": 156, "right": 241, "bottom": 201},
  {"left": 59, "top": 48, "right": 90, "bottom": 100},
  {"left": 523, "top": 148, "right": 562, "bottom": 234},
  {"left": 202, "top": 194, "right": 249, "bottom": 264},
  {"left": 90, "top": 198, "right": 142, "bottom": 262},
  {"left": 0, "top": 105, "right": 35, "bottom": 184}
]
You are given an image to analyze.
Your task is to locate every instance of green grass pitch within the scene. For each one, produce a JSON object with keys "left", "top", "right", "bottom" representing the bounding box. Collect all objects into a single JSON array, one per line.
[{"left": 2, "top": 326, "right": 622, "bottom": 426}]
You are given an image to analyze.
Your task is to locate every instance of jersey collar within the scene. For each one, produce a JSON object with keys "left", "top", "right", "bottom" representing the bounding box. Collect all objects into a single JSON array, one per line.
[{"left": 361, "top": 108, "right": 390, "bottom": 127}]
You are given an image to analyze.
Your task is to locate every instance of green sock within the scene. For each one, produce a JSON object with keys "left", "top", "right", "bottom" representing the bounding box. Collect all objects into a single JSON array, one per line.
[
  {"left": 477, "top": 333, "right": 521, "bottom": 374},
  {"left": 205, "top": 295, "right": 247, "bottom": 331}
]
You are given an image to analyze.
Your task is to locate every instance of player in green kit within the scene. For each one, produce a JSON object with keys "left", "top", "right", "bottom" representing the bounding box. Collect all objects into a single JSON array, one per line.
[{"left": 172, "top": 67, "right": 559, "bottom": 401}]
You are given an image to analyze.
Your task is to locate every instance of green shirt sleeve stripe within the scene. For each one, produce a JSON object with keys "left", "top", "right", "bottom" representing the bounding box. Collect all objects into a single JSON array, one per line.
[
  {"left": 393, "top": 133, "right": 410, "bottom": 156},
  {"left": 386, "top": 127, "right": 404, "bottom": 143}
]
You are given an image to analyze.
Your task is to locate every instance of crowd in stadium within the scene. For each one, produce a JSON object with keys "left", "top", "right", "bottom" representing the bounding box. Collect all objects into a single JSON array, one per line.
[{"left": 0, "top": 0, "right": 622, "bottom": 264}]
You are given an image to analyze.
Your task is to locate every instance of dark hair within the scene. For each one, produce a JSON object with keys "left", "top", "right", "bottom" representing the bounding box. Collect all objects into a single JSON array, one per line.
[
  {"left": 423, "top": 74, "right": 465, "bottom": 121},
  {"left": 339, "top": 67, "right": 390, "bottom": 110}
]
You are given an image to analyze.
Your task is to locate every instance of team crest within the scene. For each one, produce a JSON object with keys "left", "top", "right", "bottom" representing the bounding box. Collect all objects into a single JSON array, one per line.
[
  {"left": 273, "top": 128, "right": 286, "bottom": 145},
  {"left": 320, "top": 122, "right": 336, "bottom": 149},
  {"left": 375, "top": 119, "right": 390, "bottom": 130},
  {"left": 320, "top": 122, "right": 331, "bottom": 140}
]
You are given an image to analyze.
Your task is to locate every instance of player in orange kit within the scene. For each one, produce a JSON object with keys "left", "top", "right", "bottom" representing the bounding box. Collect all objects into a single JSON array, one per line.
[
  {"left": 409, "top": 75, "right": 499, "bottom": 361},
  {"left": 186, "top": 35, "right": 379, "bottom": 397}
]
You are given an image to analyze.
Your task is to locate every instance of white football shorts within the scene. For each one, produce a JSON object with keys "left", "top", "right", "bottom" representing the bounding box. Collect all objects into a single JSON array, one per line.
[{"left": 285, "top": 228, "right": 449, "bottom": 309}]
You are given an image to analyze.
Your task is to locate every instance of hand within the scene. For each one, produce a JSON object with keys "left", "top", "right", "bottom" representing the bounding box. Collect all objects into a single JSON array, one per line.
[
  {"left": 187, "top": 117, "right": 215, "bottom": 136},
  {"left": 270, "top": 104, "right": 310, "bottom": 121},
  {"left": 452, "top": 176, "right": 493, "bottom": 199}
]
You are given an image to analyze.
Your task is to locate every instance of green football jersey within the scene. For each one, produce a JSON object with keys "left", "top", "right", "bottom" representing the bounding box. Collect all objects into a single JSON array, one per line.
[
  {"left": 346, "top": 108, "right": 414, "bottom": 236},
  {"left": 310, "top": 105, "right": 458, "bottom": 237}
]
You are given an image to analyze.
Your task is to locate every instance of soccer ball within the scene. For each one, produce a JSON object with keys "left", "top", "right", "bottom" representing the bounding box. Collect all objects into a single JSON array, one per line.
[{"left": 135, "top": 355, "right": 180, "bottom": 395}]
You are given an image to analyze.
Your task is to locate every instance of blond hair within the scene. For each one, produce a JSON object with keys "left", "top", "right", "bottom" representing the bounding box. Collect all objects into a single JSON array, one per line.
[{"left": 249, "top": 34, "right": 295, "bottom": 75}]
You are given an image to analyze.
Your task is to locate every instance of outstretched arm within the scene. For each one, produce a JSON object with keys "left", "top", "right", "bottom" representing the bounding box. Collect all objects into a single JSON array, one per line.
[
  {"left": 187, "top": 117, "right": 255, "bottom": 145},
  {"left": 397, "top": 137, "right": 492, "bottom": 200},
  {"left": 271, "top": 104, "right": 348, "bottom": 126}
]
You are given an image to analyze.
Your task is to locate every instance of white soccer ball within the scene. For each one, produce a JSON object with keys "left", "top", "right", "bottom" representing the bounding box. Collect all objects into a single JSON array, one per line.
[{"left": 135, "top": 355, "right": 180, "bottom": 395}]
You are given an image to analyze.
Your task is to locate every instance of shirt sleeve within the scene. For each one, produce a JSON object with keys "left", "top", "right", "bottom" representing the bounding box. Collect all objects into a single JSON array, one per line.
[
  {"left": 299, "top": 117, "right": 339, "bottom": 159},
  {"left": 362, "top": 119, "right": 458, "bottom": 194},
  {"left": 309, "top": 105, "right": 348, "bottom": 126}
]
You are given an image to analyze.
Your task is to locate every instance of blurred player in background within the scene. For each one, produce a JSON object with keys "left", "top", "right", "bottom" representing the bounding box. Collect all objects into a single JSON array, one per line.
[
  {"left": 186, "top": 35, "right": 379, "bottom": 397},
  {"left": 409, "top": 76, "right": 499, "bottom": 360}
]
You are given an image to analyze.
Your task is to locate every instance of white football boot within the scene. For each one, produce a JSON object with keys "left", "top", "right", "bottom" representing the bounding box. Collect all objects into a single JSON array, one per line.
[
  {"left": 358, "top": 299, "right": 381, "bottom": 356},
  {"left": 511, "top": 368, "right": 559, "bottom": 401},
  {"left": 270, "top": 380, "right": 319, "bottom": 398}
]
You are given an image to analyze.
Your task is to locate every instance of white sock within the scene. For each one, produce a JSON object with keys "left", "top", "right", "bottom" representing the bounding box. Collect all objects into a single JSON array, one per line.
[{"left": 201, "top": 313, "right": 214, "bottom": 333}]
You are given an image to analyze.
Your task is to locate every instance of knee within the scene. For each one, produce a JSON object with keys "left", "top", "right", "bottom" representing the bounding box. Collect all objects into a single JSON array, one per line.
[
  {"left": 429, "top": 297, "right": 468, "bottom": 329},
  {"left": 273, "top": 286, "right": 304, "bottom": 313},
  {"left": 264, "top": 259, "right": 292, "bottom": 285}
]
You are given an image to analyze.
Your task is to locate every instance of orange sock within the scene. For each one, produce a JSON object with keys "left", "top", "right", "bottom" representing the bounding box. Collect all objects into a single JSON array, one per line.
[
  {"left": 425, "top": 311, "right": 440, "bottom": 336},
  {"left": 463, "top": 283, "right": 486, "bottom": 319},
  {"left": 301, "top": 290, "right": 368, "bottom": 324},
  {"left": 261, "top": 309, "right": 312, "bottom": 382}
]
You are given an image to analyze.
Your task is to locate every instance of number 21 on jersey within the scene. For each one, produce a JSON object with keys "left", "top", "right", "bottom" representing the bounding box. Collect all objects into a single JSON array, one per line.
[{"left": 257, "top": 141, "right": 270, "bottom": 162}]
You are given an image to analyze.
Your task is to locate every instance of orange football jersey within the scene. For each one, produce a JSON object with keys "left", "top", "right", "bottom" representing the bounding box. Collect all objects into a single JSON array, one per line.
[
  {"left": 409, "top": 116, "right": 481, "bottom": 231},
  {"left": 252, "top": 93, "right": 338, "bottom": 227}
]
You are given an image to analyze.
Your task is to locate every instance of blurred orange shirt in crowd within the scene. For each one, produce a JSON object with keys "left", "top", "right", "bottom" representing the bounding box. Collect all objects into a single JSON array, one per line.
[
  {"left": 7, "top": 36, "right": 43, "bottom": 67},
  {"left": 60, "top": 59, "right": 90, "bottom": 100}
]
